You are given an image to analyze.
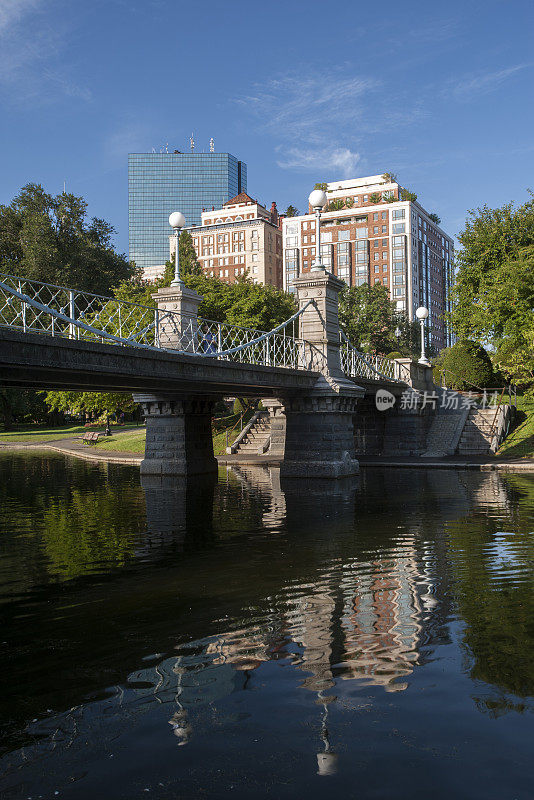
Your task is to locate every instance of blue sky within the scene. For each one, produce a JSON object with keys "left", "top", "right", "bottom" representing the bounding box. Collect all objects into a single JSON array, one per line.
[{"left": 1, "top": 0, "right": 533, "bottom": 257}]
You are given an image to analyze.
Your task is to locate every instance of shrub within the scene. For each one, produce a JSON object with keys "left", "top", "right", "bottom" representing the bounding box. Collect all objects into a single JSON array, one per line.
[
  {"left": 386, "top": 351, "right": 404, "bottom": 359},
  {"left": 435, "top": 340, "right": 495, "bottom": 390}
]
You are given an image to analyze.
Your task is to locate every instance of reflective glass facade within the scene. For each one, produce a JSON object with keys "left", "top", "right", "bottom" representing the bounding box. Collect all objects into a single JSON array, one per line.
[{"left": 128, "top": 152, "right": 247, "bottom": 270}]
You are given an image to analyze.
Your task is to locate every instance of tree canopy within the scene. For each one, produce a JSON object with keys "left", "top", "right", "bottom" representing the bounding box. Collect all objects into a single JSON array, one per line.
[
  {"left": 449, "top": 195, "right": 534, "bottom": 341},
  {"left": 449, "top": 193, "right": 534, "bottom": 394},
  {"left": 433, "top": 340, "right": 496, "bottom": 390},
  {"left": 0, "top": 183, "right": 133, "bottom": 294},
  {"left": 339, "top": 283, "right": 397, "bottom": 354}
]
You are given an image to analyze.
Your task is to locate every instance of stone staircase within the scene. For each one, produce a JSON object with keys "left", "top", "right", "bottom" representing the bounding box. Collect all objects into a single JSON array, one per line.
[
  {"left": 229, "top": 411, "right": 271, "bottom": 456},
  {"left": 457, "top": 408, "right": 497, "bottom": 455},
  {"left": 422, "top": 390, "right": 469, "bottom": 458}
]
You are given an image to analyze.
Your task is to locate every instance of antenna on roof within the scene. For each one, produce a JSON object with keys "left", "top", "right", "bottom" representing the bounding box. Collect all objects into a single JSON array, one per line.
[
  {"left": 209, "top": 137, "right": 215, "bottom": 153},
  {"left": 165, "top": 142, "right": 169, "bottom": 153},
  {"left": 190, "top": 133, "right": 195, "bottom": 152}
]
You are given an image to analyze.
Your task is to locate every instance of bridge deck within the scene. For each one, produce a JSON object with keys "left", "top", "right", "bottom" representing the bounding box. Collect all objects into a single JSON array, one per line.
[{"left": 0, "top": 328, "right": 322, "bottom": 397}]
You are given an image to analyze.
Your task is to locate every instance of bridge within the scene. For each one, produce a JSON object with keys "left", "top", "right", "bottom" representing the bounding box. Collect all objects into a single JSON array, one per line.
[{"left": 0, "top": 269, "right": 433, "bottom": 478}]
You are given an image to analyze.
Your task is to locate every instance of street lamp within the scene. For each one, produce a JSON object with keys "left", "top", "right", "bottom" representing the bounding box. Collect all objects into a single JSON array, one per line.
[
  {"left": 415, "top": 306, "right": 430, "bottom": 366},
  {"left": 169, "top": 211, "right": 186, "bottom": 287},
  {"left": 394, "top": 326, "right": 402, "bottom": 341},
  {"left": 308, "top": 189, "right": 327, "bottom": 272}
]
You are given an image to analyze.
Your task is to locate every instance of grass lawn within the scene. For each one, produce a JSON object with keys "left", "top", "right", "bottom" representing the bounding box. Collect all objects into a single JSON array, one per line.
[
  {"left": 92, "top": 429, "right": 147, "bottom": 453},
  {"left": 93, "top": 425, "right": 241, "bottom": 456},
  {"left": 0, "top": 422, "right": 132, "bottom": 443},
  {"left": 497, "top": 396, "right": 534, "bottom": 459},
  {"left": 0, "top": 422, "right": 140, "bottom": 444}
]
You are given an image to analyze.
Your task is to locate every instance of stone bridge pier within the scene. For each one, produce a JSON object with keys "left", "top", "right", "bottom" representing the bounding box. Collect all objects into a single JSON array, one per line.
[{"left": 277, "top": 270, "right": 364, "bottom": 478}]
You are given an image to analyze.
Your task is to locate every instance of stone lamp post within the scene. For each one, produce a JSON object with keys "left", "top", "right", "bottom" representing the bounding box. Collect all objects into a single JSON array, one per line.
[
  {"left": 169, "top": 211, "right": 186, "bottom": 288},
  {"left": 415, "top": 306, "right": 430, "bottom": 366},
  {"left": 308, "top": 189, "right": 327, "bottom": 272}
]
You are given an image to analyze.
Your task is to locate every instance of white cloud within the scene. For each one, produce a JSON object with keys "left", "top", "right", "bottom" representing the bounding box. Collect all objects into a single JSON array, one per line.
[
  {"left": 236, "top": 71, "right": 378, "bottom": 144},
  {"left": 451, "top": 64, "right": 529, "bottom": 100},
  {"left": 0, "top": 0, "right": 41, "bottom": 34},
  {"left": 277, "top": 146, "right": 361, "bottom": 178},
  {"left": 234, "top": 69, "right": 428, "bottom": 179},
  {"left": 233, "top": 70, "right": 379, "bottom": 178},
  {"left": 0, "top": 0, "right": 91, "bottom": 105}
]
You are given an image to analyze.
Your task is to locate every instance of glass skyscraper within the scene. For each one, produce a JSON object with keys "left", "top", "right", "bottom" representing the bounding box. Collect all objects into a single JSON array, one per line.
[{"left": 128, "top": 151, "right": 247, "bottom": 271}]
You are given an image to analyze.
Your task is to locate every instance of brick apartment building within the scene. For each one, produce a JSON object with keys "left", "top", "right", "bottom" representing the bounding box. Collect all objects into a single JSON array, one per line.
[
  {"left": 170, "top": 193, "right": 283, "bottom": 288},
  {"left": 282, "top": 175, "right": 454, "bottom": 350}
]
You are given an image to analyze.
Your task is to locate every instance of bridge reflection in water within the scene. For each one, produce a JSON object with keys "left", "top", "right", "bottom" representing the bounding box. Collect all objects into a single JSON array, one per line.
[
  {"left": 135, "top": 465, "right": 476, "bottom": 770},
  {"left": 2, "top": 459, "right": 532, "bottom": 796}
]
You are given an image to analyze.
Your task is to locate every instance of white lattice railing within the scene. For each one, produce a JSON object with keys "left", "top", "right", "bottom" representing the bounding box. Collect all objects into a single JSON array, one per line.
[
  {"left": 340, "top": 332, "right": 409, "bottom": 383},
  {"left": 0, "top": 273, "right": 405, "bottom": 382},
  {"left": 0, "top": 273, "right": 321, "bottom": 371}
]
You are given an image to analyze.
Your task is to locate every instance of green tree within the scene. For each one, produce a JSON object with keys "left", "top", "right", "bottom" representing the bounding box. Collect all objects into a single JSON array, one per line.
[
  {"left": 284, "top": 205, "right": 299, "bottom": 217},
  {"left": 391, "top": 313, "right": 422, "bottom": 359},
  {"left": 381, "top": 172, "right": 397, "bottom": 183},
  {"left": 449, "top": 198, "right": 534, "bottom": 342},
  {"left": 0, "top": 389, "right": 49, "bottom": 430},
  {"left": 369, "top": 193, "right": 381, "bottom": 204},
  {"left": 314, "top": 182, "right": 328, "bottom": 192},
  {"left": 448, "top": 195, "right": 534, "bottom": 395},
  {"left": 428, "top": 212, "right": 441, "bottom": 224},
  {"left": 44, "top": 390, "right": 136, "bottom": 418},
  {"left": 433, "top": 340, "right": 495, "bottom": 390},
  {"left": 0, "top": 183, "right": 133, "bottom": 294},
  {"left": 495, "top": 325, "right": 534, "bottom": 397},
  {"left": 339, "top": 283, "right": 396, "bottom": 354},
  {"left": 326, "top": 199, "right": 345, "bottom": 212},
  {"left": 399, "top": 187, "right": 418, "bottom": 202}
]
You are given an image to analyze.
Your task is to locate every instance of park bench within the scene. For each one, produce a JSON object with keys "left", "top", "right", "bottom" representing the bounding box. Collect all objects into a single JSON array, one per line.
[{"left": 82, "top": 431, "right": 101, "bottom": 446}]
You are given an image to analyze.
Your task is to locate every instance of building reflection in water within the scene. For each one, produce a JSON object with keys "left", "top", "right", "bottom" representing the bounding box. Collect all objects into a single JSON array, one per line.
[{"left": 139, "top": 464, "right": 443, "bottom": 770}]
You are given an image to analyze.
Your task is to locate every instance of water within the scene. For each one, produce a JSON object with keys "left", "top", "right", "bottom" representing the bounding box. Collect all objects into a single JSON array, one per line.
[{"left": 0, "top": 452, "right": 533, "bottom": 799}]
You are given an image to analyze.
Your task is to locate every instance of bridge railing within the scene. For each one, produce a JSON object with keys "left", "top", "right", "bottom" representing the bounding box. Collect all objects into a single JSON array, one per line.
[
  {"left": 0, "top": 273, "right": 321, "bottom": 371},
  {"left": 340, "top": 332, "right": 409, "bottom": 383}
]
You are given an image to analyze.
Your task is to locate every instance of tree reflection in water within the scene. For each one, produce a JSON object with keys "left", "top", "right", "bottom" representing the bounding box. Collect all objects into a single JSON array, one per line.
[{"left": 1, "top": 455, "right": 533, "bottom": 798}]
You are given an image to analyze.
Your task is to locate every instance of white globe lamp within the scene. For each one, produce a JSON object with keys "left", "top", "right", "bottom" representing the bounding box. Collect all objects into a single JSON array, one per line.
[
  {"left": 415, "top": 306, "right": 429, "bottom": 321},
  {"left": 308, "top": 189, "right": 327, "bottom": 209},
  {"left": 169, "top": 211, "right": 186, "bottom": 229}
]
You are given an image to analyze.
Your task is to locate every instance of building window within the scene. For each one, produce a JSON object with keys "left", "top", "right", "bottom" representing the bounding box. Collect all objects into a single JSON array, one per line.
[
  {"left": 338, "top": 230, "right": 350, "bottom": 241},
  {"left": 373, "top": 227, "right": 379, "bottom": 234},
  {"left": 373, "top": 213, "right": 378, "bottom": 221},
  {"left": 322, "top": 232, "right": 332, "bottom": 243},
  {"left": 392, "top": 209, "right": 405, "bottom": 220},
  {"left": 393, "top": 288, "right": 404, "bottom": 297},
  {"left": 373, "top": 252, "right": 379, "bottom": 260},
  {"left": 393, "top": 223, "right": 405, "bottom": 234},
  {"left": 381, "top": 212, "right": 387, "bottom": 220},
  {"left": 381, "top": 225, "right": 387, "bottom": 233},
  {"left": 382, "top": 251, "right": 388, "bottom": 259},
  {"left": 374, "top": 264, "right": 380, "bottom": 273},
  {"left": 355, "top": 228, "right": 368, "bottom": 239},
  {"left": 393, "top": 275, "right": 404, "bottom": 285},
  {"left": 286, "top": 236, "right": 297, "bottom": 246},
  {"left": 320, "top": 243, "right": 333, "bottom": 268}
]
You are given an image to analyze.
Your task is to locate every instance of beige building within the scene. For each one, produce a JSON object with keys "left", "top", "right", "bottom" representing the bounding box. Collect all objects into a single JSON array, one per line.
[{"left": 171, "top": 193, "right": 283, "bottom": 288}]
